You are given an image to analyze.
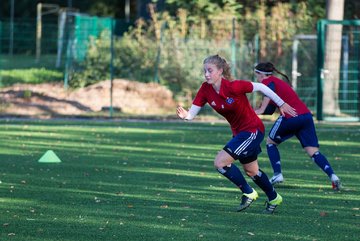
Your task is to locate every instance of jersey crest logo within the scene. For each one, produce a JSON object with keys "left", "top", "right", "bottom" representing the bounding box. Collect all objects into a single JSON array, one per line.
[{"left": 226, "top": 97, "right": 234, "bottom": 104}]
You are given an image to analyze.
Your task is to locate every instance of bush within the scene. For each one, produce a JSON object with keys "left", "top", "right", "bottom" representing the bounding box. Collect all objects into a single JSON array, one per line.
[
  {"left": 69, "top": 2, "right": 319, "bottom": 104},
  {"left": 69, "top": 30, "right": 158, "bottom": 88}
]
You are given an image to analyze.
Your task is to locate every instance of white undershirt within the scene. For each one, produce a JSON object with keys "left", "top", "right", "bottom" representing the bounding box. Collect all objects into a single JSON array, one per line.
[{"left": 252, "top": 82, "right": 284, "bottom": 107}]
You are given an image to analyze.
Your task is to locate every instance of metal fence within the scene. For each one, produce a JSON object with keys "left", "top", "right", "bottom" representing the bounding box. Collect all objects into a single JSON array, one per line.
[
  {"left": 62, "top": 16, "right": 313, "bottom": 110},
  {"left": 0, "top": 17, "right": 359, "bottom": 121},
  {"left": 317, "top": 19, "right": 360, "bottom": 121},
  {"left": 0, "top": 19, "right": 60, "bottom": 70}
]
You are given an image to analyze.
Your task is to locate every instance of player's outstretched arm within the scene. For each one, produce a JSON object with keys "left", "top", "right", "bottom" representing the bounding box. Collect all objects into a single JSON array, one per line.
[
  {"left": 176, "top": 106, "right": 188, "bottom": 119},
  {"left": 252, "top": 82, "right": 297, "bottom": 117},
  {"left": 176, "top": 105, "right": 201, "bottom": 120}
]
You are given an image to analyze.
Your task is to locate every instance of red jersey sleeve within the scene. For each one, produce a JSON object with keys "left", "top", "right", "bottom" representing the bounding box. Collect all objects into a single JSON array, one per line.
[
  {"left": 229, "top": 80, "right": 253, "bottom": 95},
  {"left": 262, "top": 76, "right": 310, "bottom": 116},
  {"left": 192, "top": 83, "right": 208, "bottom": 107}
]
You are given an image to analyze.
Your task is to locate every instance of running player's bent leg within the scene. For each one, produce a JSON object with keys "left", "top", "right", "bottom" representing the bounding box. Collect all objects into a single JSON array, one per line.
[
  {"left": 306, "top": 147, "right": 335, "bottom": 178},
  {"left": 217, "top": 164, "right": 253, "bottom": 194},
  {"left": 251, "top": 169, "right": 277, "bottom": 201},
  {"left": 243, "top": 161, "right": 277, "bottom": 201},
  {"left": 215, "top": 150, "right": 253, "bottom": 194},
  {"left": 311, "top": 152, "right": 335, "bottom": 177},
  {"left": 266, "top": 142, "right": 282, "bottom": 175},
  {"left": 308, "top": 149, "right": 341, "bottom": 190}
]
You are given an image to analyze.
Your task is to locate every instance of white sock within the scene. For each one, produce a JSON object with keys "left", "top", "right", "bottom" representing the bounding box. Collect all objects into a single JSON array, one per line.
[{"left": 331, "top": 174, "right": 339, "bottom": 182}]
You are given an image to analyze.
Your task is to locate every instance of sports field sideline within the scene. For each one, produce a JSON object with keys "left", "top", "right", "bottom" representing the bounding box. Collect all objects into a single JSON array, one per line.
[{"left": 0, "top": 119, "right": 359, "bottom": 241}]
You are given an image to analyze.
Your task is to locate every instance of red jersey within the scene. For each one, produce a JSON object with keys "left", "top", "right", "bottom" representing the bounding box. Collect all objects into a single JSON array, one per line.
[
  {"left": 262, "top": 76, "right": 310, "bottom": 118},
  {"left": 193, "top": 78, "right": 265, "bottom": 135}
]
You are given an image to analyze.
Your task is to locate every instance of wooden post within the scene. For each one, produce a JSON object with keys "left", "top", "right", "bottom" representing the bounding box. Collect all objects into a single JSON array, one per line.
[{"left": 36, "top": 3, "right": 42, "bottom": 63}]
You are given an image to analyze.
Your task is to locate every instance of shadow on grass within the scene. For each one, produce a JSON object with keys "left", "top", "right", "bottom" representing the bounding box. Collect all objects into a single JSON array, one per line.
[{"left": 0, "top": 120, "right": 359, "bottom": 241}]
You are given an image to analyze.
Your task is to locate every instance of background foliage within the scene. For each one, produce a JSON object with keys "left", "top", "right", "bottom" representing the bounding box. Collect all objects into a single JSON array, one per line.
[
  {"left": 1, "top": 0, "right": 359, "bottom": 107},
  {"left": 70, "top": 0, "right": 321, "bottom": 102}
]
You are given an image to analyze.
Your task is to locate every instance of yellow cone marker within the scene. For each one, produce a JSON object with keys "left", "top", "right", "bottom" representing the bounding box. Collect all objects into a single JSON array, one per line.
[{"left": 38, "top": 150, "right": 62, "bottom": 163}]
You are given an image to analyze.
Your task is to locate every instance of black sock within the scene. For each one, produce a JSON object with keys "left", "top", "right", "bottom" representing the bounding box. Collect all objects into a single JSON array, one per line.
[
  {"left": 251, "top": 169, "right": 277, "bottom": 201},
  {"left": 217, "top": 164, "right": 253, "bottom": 194}
]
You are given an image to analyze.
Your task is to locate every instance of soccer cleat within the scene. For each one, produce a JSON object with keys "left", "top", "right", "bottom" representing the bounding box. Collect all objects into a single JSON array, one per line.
[
  {"left": 236, "top": 189, "right": 259, "bottom": 212},
  {"left": 269, "top": 173, "right": 284, "bottom": 185},
  {"left": 331, "top": 174, "right": 342, "bottom": 191},
  {"left": 263, "top": 193, "right": 283, "bottom": 214},
  {"left": 332, "top": 179, "right": 342, "bottom": 191}
]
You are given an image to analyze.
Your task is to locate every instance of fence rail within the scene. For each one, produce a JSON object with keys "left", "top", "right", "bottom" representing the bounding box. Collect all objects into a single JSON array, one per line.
[{"left": 0, "top": 17, "right": 359, "bottom": 121}]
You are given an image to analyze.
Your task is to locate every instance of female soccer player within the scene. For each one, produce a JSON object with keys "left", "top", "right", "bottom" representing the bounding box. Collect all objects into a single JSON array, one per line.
[
  {"left": 253, "top": 62, "right": 341, "bottom": 190},
  {"left": 177, "top": 55, "right": 297, "bottom": 214}
]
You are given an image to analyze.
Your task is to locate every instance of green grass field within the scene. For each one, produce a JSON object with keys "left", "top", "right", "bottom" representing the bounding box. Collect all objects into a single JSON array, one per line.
[
  {"left": 0, "top": 54, "right": 63, "bottom": 87},
  {"left": 0, "top": 119, "right": 359, "bottom": 241}
]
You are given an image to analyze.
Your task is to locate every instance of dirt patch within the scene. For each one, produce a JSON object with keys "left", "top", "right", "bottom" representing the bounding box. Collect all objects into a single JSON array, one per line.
[{"left": 0, "top": 79, "right": 177, "bottom": 118}]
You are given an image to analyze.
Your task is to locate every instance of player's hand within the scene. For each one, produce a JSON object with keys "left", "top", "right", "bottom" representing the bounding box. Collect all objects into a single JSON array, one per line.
[
  {"left": 279, "top": 103, "right": 297, "bottom": 117},
  {"left": 176, "top": 106, "right": 188, "bottom": 119}
]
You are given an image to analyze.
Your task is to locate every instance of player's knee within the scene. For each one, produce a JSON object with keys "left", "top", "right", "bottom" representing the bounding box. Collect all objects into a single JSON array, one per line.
[
  {"left": 214, "top": 159, "right": 223, "bottom": 169},
  {"left": 266, "top": 143, "right": 274, "bottom": 149},
  {"left": 311, "top": 151, "right": 321, "bottom": 159},
  {"left": 246, "top": 170, "right": 257, "bottom": 177},
  {"left": 266, "top": 137, "right": 277, "bottom": 145},
  {"left": 215, "top": 164, "right": 232, "bottom": 174},
  {"left": 214, "top": 151, "right": 233, "bottom": 169},
  {"left": 243, "top": 168, "right": 257, "bottom": 177},
  {"left": 305, "top": 146, "right": 319, "bottom": 157}
]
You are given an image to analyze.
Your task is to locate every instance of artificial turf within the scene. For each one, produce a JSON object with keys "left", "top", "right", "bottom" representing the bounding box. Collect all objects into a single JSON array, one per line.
[{"left": 0, "top": 119, "right": 359, "bottom": 241}]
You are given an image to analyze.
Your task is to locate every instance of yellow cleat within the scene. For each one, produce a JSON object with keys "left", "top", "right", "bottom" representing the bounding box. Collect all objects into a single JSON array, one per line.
[
  {"left": 263, "top": 193, "right": 283, "bottom": 214},
  {"left": 236, "top": 189, "right": 258, "bottom": 212}
]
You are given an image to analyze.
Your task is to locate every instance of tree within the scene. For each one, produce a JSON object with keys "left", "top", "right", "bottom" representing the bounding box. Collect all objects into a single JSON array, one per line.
[{"left": 323, "top": 0, "right": 344, "bottom": 116}]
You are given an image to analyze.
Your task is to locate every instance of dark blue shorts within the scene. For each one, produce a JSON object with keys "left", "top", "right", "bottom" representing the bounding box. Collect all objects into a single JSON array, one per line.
[
  {"left": 223, "top": 130, "right": 264, "bottom": 164},
  {"left": 268, "top": 113, "right": 319, "bottom": 148}
]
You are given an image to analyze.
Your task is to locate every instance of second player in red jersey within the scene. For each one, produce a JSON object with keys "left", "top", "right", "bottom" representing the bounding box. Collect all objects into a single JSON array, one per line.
[{"left": 254, "top": 62, "right": 341, "bottom": 191}]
